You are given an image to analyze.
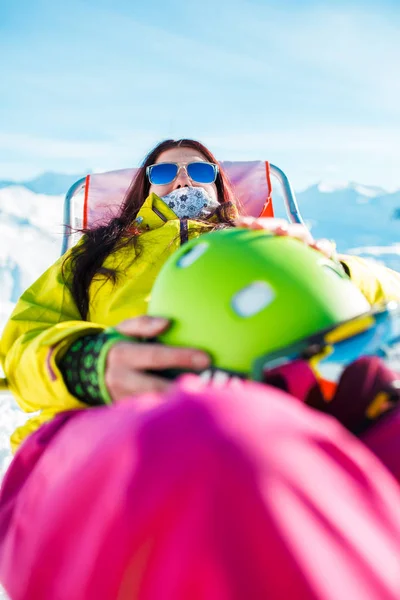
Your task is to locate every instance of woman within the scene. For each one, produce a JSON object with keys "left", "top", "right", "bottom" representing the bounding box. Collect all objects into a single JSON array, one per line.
[
  {"left": 2, "top": 138, "right": 400, "bottom": 450},
  {"left": 1, "top": 138, "right": 400, "bottom": 599}
]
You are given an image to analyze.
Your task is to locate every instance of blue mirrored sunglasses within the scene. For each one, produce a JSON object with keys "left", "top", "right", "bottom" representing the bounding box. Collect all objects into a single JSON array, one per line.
[{"left": 146, "top": 162, "right": 219, "bottom": 185}]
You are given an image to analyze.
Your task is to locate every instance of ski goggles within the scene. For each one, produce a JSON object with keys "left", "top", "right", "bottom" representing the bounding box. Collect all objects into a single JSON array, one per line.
[
  {"left": 146, "top": 162, "right": 219, "bottom": 185},
  {"left": 252, "top": 303, "right": 400, "bottom": 398}
]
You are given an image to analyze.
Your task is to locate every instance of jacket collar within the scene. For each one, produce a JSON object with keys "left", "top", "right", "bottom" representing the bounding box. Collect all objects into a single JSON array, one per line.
[
  {"left": 134, "top": 192, "right": 178, "bottom": 231},
  {"left": 133, "top": 193, "right": 239, "bottom": 233}
]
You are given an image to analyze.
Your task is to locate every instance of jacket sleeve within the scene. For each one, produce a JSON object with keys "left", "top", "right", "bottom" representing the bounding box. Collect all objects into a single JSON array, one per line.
[
  {"left": 339, "top": 254, "right": 400, "bottom": 306},
  {"left": 0, "top": 250, "right": 105, "bottom": 414}
]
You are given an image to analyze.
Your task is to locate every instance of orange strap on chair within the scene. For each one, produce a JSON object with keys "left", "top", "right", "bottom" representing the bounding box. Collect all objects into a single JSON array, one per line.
[
  {"left": 259, "top": 162, "right": 274, "bottom": 218},
  {"left": 82, "top": 174, "right": 91, "bottom": 229}
]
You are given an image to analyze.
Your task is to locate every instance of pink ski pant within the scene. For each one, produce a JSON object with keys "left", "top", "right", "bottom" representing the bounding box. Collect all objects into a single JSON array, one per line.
[{"left": 0, "top": 376, "right": 399, "bottom": 600}]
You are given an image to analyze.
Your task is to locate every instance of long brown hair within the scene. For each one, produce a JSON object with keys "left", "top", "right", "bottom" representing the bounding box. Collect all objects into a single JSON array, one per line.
[{"left": 65, "top": 139, "right": 238, "bottom": 319}]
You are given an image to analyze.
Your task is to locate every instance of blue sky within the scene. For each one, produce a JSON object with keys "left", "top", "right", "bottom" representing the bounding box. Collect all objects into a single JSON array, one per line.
[{"left": 1, "top": 0, "right": 399, "bottom": 190}]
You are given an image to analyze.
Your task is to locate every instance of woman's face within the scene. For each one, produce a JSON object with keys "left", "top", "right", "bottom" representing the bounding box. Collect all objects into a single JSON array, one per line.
[{"left": 148, "top": 146, "right": 218, "bottom": 202}]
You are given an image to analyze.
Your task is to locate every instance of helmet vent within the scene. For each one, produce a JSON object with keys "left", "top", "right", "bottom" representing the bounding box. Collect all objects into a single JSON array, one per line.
[
  {"left": 232, "top": 281, "right": 275, "bottom": 317},
  {"left": 177, "top": 242, "right": 209, "bottom": 268}
]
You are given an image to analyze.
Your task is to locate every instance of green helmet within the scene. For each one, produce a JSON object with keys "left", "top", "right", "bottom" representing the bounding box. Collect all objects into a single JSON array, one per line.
[{"left": 148, "top": 228, "right": 370, "bottom": 377}]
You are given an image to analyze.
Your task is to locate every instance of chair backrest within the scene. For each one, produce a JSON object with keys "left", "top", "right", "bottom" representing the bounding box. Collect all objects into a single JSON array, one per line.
[{"left": 62, "top": 161, "right": 303, "bottom": 254}]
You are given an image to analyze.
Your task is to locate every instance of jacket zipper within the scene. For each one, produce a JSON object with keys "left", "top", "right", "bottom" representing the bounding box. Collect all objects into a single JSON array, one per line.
[
  {"left": 153, "top": 206, "right": 188, "bottom": 244},
  {"left": 152, "top": 207, "right": 167, "bottom": 222},
  {"left": 180, "top": 219, "right": 189, "bottom": 245}
]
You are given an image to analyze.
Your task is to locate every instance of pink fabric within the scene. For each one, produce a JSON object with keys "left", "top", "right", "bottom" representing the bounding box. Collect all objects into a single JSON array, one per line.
[
  {"left": 1, "top": 376, "right": 400, "bottom": 600},
  {"left": 263, "top": 359, "right": 319, "bottom": 402},
  {"left": 83, "top": 161, "right": 272, "bottom": 227},
  {"left": 362, "top": 409, "right": 400, "bottom": 483}
]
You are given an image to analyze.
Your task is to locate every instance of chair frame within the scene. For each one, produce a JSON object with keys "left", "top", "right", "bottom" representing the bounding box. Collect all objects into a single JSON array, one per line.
[{"left": 61, "top": 164, "right": 304, "bottom": 255}]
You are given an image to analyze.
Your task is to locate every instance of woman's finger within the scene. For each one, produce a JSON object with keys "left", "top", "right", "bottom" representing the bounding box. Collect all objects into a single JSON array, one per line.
[
  {"left": 235, "top": 216, "right": 289, "bottom": 230},
  {"left": 236, "top": 217, "right": 315, "bottom": 245},
  {"left": 106, "top": 368, "right": 172, "bottom": 402},
  {"left": 115, "top": 315, "right": 170, "bottom": 338},
  {"left": 108, "top": 341, "right": 211, "bottom": 372},
  {"left": 282, "top": 224, "right": 314, "bottom": 245},
  {"left": 311, "top": 238, "right": 337, "bottom": 259}
]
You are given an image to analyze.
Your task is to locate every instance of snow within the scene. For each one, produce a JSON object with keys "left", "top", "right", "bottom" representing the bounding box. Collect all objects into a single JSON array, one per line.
[
  {"left": 0, "top": 186, "right": 62, "bottom": 311},
  {"left": 0, "top": 179, "right": 400, "bottom": 599}
]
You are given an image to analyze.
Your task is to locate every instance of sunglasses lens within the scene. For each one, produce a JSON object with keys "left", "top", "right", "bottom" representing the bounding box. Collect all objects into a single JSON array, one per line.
[
  {"left": 187, "top": 162, "right": 217, "bottom": 184},
  {"left": 149, "top": 163, "right": 178, "bottom": 185}
]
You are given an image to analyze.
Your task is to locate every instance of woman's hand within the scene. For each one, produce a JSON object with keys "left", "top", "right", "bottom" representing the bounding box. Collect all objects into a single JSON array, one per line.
[
  {"left": 105, "top": 316, "right": 210, "bottom": 402},
  {"left": 235, "top": 217, "right": 337, "bottom": 260}
]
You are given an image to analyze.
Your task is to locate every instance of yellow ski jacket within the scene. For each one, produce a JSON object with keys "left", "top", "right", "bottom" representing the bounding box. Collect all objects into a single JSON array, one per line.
[{"left": 2, "top": 193, "right": 400, "bottom": 452}]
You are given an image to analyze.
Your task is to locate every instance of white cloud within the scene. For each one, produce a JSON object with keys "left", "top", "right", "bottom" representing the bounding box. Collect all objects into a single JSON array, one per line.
[
  {"left": 204, "top": 124, "right": 400, "bottom": 156},
  {"left": 0, "top": 132, "right": 111, "bottom": 160},
  {"left": 2, "top": 2, "right": 400, "bottom": 187},
  {"left": 0, "top": 131, "right": 160, "bottom": 167},
  {"left": 1, "top": 122, "right": 399, "bottom": 191}
]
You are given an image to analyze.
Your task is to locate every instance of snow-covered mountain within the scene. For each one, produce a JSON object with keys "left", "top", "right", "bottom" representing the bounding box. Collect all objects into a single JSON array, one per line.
[
  {"left": 0, "top": 186, "right": 63, "bottom": 329},
  {"left": 295, "top": 182, "right": 400, "bottom": 272},
  {"left": 0, "top": 171, "right": 87, "bottom": 196}
]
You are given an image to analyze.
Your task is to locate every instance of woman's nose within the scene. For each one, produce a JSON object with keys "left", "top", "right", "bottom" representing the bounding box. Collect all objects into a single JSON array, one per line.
[{"left": 174, "top": 165, "right": 191, "bottom": 188}]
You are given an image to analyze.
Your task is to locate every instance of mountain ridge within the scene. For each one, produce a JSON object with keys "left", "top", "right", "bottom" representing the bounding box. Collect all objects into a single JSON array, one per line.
[{"left": 0, "top": 171, "right": 90, "bottom": 196}]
